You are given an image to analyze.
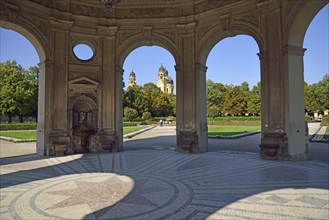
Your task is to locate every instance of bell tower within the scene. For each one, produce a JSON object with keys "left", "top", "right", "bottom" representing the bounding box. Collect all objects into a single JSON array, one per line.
[{"left": 128, "top": 70, "right": 136, "bottom": 88}]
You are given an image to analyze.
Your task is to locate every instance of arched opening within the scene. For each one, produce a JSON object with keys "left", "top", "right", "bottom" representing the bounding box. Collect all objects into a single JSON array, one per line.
[
  {"left": 205, "top": 34, "right": 261, "bottom": 153},
  {"left": 304, "top": 4, "right": 329, "bottom": 122},
  {"left": 121, "top": 46, "right": 177, "bottom": 151},
  {"left": 302, "top": 4, "right": 329, "bottom": 161},
  {"left": 0, "top": 23, "right": 47, "bottom": 156},
  {"left": 284, "top": 2, "right": 328, "bottom": 159}
]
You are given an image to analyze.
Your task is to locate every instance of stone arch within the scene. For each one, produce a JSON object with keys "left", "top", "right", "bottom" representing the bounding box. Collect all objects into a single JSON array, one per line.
[
  {"left": 285, "top": 1, "right": 328, "bottom": 47},
  {"left": 117, "top": 32, "right": 180, "bottom": 68},
  {"left": 280, "top": 1, "right": 328, "bottom": 160},
  {"left": 0, "top": 19, "right": 51, "bottom": 155},
  {"left": 197, "top": 24, "right": 264, "bottom": 65},
  {"left": 0, "top": 20, "right": 50, "bottom": 62}
]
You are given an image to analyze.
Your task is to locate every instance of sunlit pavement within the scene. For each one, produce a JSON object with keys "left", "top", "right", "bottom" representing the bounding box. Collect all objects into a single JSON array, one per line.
[
  {"left": 0, "top": 150, "right": 328, "bottom": 219},
  {"left": 0, "top": 125, "right": 328, "bottom": 219}
]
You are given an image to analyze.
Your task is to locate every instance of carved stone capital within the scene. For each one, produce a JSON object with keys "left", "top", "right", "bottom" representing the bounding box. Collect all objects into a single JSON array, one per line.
[
  {"left": 257, "top": 52, "right": 265, "bottom": 60},
  {"left": 116, "top": 66, "right": 124, "bottom": 75},
  {"left": 283, "top": 45, "right": 306, "bottom": 56},
  {"left": 195, "top": 63, "right": 208, "bottom": 74}
]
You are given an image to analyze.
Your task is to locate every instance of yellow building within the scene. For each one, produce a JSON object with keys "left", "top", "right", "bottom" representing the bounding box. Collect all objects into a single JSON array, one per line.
[
  {"left": 128, "top": 70, "right": 136, "bottom": 88},
  {"left": 157, "top": 65, "right": 174, "bottom": 95}
]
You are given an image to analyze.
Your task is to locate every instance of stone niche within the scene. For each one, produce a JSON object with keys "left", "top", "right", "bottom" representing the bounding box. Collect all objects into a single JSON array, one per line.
[{"left": 66, "top": 76, "right": 102, "bottom": 154}]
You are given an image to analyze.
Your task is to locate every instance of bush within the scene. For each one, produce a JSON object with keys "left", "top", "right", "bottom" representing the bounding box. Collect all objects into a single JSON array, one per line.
[
  {"left": 321, "top": 115, "right": 329, "bottom": 126},
  {"left": 0, "top": 123, "right": 37, "bottom": 130},
  {"left": 207, "top": 116, "right": 261, "bottom": 122},
  {"left": 207, "top": 106, "right": 220, "bottom": 117},
  {"left": 123, "top": 122, "right": 138, "bottom": 127},
  {"left": 124, "top": 107, "right": 138, "bottom": 121},
  {"left": 304, "top": 115, "right": 312, "bottom": 123},
  {"left": 142, "top": 112, "right": 152, "bottom": 121}
]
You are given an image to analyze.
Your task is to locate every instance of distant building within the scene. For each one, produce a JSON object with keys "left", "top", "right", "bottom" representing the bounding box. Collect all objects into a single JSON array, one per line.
[
  {"left": 157, "top": 65, "right": 174, "bottom": 95},
  {"left": 128, "top": 70, "right": 136, "bottom": 88},
  {"left": 128, "top": 65, "right": 174, "bottom": 94}
]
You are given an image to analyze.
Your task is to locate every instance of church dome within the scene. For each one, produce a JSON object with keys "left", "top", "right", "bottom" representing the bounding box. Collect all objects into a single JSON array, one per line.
[
  {"left": 165, "top": 76, "right": 174, "bottom": 84},
  {"left": 129, "top": 70, "right": 135, "bottom": 76}
]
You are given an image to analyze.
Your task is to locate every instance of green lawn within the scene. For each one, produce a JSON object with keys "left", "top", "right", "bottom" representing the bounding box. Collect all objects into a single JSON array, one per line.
[
  {"left": 0, "top": 130, "right": 36, "bottom": 140},
  {"left": 0, "top": 125, "right": 260, "bottom": 140},
  {"left": 208, "top": 125, "right": 261, "bottom": 136},
  {"left": 123, "top": 126, "right": 148, "bottom": 135},
  {"left": 0, "top": 126, "right": 149, "bottom": 140}
]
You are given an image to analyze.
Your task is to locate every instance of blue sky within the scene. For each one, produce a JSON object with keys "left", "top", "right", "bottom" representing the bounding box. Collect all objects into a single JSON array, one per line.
[{"left": 1, "top": 4, "right": 328, "bottom": 89}]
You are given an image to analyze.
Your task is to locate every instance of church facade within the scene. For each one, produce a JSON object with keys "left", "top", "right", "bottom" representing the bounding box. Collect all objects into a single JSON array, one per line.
[
  {"left": 128, "top": 65, "right": 174, "bottom": 95},
  {"left": 157, "top": 65, "right": 174, "bottom": 95}
]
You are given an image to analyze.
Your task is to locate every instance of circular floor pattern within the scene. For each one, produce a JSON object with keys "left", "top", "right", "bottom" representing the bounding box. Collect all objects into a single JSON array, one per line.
[
  {"left": 6, "top": 172, "right": 191, "bottom": 219},
  {"left": 1, "top": 151, "right": 328, "bottom": 220}
]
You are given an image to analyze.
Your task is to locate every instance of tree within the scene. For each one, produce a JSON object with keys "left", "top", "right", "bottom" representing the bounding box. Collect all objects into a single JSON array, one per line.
[
  {"left": 222, "top": 85, "right": 248, "bottom": 116},
  {"left": 23, "top": 66, "right": 39, "bottom": 121},
  {"left": 304, "top": 74, "right": 329, "bottom": 115},
  {"left": 124, "top": 107, "right": 138, "bottom": 121},
  {"left": 206, "top": 80, "right": 226, "bottom": 114},
  {"left": 142, "top": 111, "right": 152, "bottom": 120},
  {"left": 247, "top": 82, "right": 261, "bottom": 115},
  {"left": 0, "top": 61, "right": 39, "bottom": 122},
  {"left": 207, "top": 106, "right": 220, "bottom": 117}
]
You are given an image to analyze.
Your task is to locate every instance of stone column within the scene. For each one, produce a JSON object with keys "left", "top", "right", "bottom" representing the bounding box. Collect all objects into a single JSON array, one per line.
[
  {"left": 47, "top": 17, "right": 73, "bottom": 155},
  {"left": 176, "top": 23, "right": 207, "bottom": 153},
  {"left": 195, "top": 63, "right": 208, "bottom": 152},
  {"left": 259, "top": 1, "right": 308, "bottom": 161},
  {"left": 283, "top": 45, "right": 308, "bottom": 160},
  {"left": 258, "top": 1, "right": 288, "bottom": 160},
  {"left": 115, "top": 66, "right": 124, "bottom": 151},
  {"left": 36, "top": 60, "right": 52, "bottom": 155},
  {"left": 97, "top": 27, "right": 121, "bottom": 152}
]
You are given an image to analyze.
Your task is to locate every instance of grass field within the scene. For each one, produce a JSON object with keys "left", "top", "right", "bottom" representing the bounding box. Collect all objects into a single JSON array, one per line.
[
  {"left": 208, "top": 125, "right": 261, "bottom": 136},
  {"left": 0, "top": 125, "right": 261, "bottom": 140},
  {"left": 123, "top": 126, "right": 148, "bottom": 135},
  {"left": 0, "top": 131, "right": 36, "bottom": 140},
  {"left": 0, "top": 126, "right": 149, "bottom": 140}
]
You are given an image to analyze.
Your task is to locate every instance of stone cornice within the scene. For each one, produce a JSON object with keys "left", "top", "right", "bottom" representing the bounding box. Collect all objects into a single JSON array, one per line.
[
  {"left": 49, "top": 16, "right": 73, "bottom": 30},
  {"left": 97, "top": 26, "right": 119, "bottom": 36}
]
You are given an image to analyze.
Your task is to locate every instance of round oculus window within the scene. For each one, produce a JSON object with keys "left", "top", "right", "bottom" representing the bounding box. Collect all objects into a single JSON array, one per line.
[{"left": 73, "top": 44, "right": 94, "bottom": 61}]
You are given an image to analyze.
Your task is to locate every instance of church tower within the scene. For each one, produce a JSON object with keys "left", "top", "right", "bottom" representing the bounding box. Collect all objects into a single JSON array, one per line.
[
  {"left": 157, "top": 64, "right": 174, "bottom": 94},
  {"left": 128, "top": 70, "right": 136, "bottom": 88}
]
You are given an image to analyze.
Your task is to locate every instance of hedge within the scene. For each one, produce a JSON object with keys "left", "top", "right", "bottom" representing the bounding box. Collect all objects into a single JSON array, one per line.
[
  {"left": 0, "top": 123, "right": 37, "bottom": 131},
  {"left": 207, "top": 116, "right": 261, "bottom": 122},
  {"left": 123, "top": 122, "right": 138, "bottom": 127}
]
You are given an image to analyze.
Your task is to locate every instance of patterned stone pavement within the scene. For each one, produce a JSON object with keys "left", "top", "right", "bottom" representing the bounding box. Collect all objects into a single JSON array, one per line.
[{"left": 1, "top": 150, "right": 328, "bottom": 220}]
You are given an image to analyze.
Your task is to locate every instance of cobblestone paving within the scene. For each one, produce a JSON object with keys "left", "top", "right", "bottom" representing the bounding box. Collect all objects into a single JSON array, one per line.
[{"left": 1, "top": 150, "right": 329, "bottom": 220}]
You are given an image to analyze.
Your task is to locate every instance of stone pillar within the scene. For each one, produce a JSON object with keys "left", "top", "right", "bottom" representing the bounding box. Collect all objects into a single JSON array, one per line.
[
  {"left": 258, "top": 1, "right": 308, "bottom": 161},
  {"left": 36, "top": 60, "right": 52, "bottom": 155},
  {"left": 47, "top": 17, "right": 72, "bottom": 155},
  {"left": 176, "top": 23, "right": 207, "bottom": 153},
  {"left": 195, "top": 63, "right": 208, "bottom": 152},
  {"left": 97, "top": 27, "right": 121, "bottom": 152},
  {"left": 115, "top": 66, "right": 124, "bottom": 151},
  {"left": 283, "top": 45, "right": 308, "bottom": 160},
  {"left": 258, "top": 1, "right": 288, "bottom": 160}
]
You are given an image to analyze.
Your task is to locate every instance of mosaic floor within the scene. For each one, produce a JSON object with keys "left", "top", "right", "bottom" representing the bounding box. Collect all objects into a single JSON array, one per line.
[{"left": 1, "top": 150, "right": 328, "bottom": 219}]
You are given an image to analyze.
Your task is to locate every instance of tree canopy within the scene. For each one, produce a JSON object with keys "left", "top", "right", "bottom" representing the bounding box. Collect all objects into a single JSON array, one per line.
[{"left": 0, "top": 60, "right": 39, "bottom": 122}]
